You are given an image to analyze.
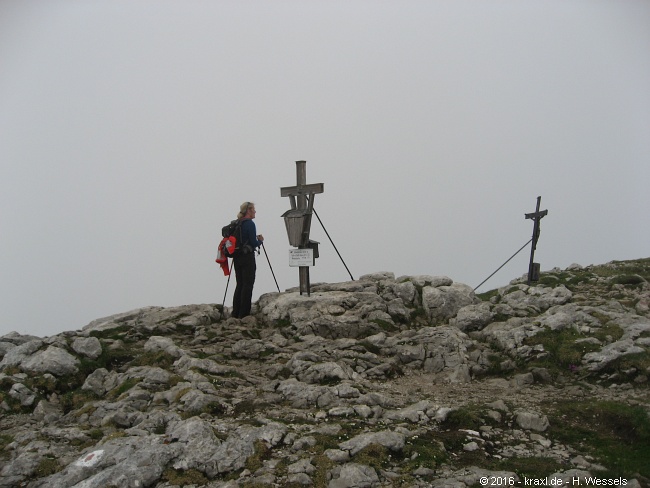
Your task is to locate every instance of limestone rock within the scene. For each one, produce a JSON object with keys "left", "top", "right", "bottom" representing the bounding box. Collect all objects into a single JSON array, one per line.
[
  {"left": 9, "top": 382, "right": 36, "bottom": 406},
  {"left": 582, "top": 339, "right": 645, "bottom": 372},
  {"left": 81, "top": 367, "right": 120, "bottom": 396},
  {"left": 144, "top": 335, "right": 184, "bottom": 358},
  {"left": 450, "top": 302, "right": 494, "bottom": 332},
  {"left": 0, "top": 341, "right": 16, "bottom": 360},
  {"left": 232, "top": 339, "right": 270, "bottom": 359},
  {"left": 71, "top": 337, "right": 102, "bottom": 359},
  {"left": 422, "top": 283, "right": 479, "bottom": 323},
  {"left": 20, "top": 345, "right": 79, "bottom": 376},
  {"left": 515, "top": 411, "right": 550, "bottom": 432},
  {"left": 329, "top": 463, "right": 380, "bottom": 488},
  {"left": 0, "top": 339, "right": 43, "bottom": 369},
  {"left": 339, "top": 431, "right": 405, "bottom": 455}
]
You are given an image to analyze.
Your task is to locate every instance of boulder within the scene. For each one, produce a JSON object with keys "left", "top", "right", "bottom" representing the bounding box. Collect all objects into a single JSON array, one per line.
[
  {"left": 582, "top": 339, "right": 645, "bottom": 372},
  {"left": 450, "top": 302, "right": 494, "bottom": 331},
  {"left": 9, "top": 383, "right": 36, "bottom": 407},
  {"left": 515, "top": 411, "right": 550, "bottom": 432},
  {"left": 232, "top": 339, "right": 270, "bottom": 359},
  {"left": 422, "top": 283, "right": 479, "bottom": 323},
  {"left": 329, "top": 463, "right": 380, "bottom": 488},
  {"left": 82, "top": 368, "right": 120, "bottom": 396},
  {"left": 0, "top": 339, "right": 43, "bottom": 369},
  {"left": 339, "top": 430, "right": 405, "bottom": 455},
  {"left": 144, "top": 335, "right": 184, "bottom": 358},
  {"left": 20, "top": 346, "right": 79, "bottom": 376},
  {"left": 71, "top": 337, "right": 102, "bottom": 359}
]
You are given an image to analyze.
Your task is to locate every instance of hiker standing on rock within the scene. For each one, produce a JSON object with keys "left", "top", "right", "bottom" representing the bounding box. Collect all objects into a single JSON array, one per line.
[{"left": 232, "top": 201, "right": 263, "bottom": 319}]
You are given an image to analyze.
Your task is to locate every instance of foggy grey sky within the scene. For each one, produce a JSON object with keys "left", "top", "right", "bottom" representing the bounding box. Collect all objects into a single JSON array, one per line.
[{"left": 1, "top": 1, "right": 649, "bottom": 338}]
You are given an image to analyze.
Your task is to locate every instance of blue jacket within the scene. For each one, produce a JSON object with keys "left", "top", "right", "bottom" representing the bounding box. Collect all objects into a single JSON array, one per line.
[{"left": 239, "top": 218, "right": 262, "bottom": 252}]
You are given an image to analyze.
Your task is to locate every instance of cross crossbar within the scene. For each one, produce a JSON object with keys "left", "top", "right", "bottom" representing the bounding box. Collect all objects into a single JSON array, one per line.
[
  {"left": 280, "top": 183, "right": 324, "bottom": 198},
  {"left": 525, "top": 209, "right": 548, "bottom": 220}
]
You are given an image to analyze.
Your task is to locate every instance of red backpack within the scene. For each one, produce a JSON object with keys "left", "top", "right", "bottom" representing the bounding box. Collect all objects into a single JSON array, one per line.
[{"left": 215, "top": 220, "right": 242, "bottom": 275}]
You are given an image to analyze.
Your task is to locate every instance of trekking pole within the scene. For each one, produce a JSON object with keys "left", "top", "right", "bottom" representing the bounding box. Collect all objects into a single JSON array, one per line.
[
  {"left": 261, "top": 242, "right": 281, "bottom": 292},
  {"left": 306, "top": 196, "right": 354, "bottom": 281},
  {"left": 220, "top": 260, "right": 234, "bottom": 319}
]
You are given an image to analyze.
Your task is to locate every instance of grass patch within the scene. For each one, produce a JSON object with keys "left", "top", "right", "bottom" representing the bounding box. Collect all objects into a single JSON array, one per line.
[
  {"left": 88, "top": 324, "right": 133, "bottom": 340},
  {"left": 233, "top": 399, "right": 271, "bottom": 417},
  {"left": 273, "top": 318, "right": 293, "bottom": 328},
  {"left": 610, "top": 274, "right": 646, "bottom": 289},
  {"left": 101, "top": 431, "right": 127, "bottom": 443},
  {"left": 129, "top": 350, "right": 176, "bottom": 369},
  {"left": 162, "top": 468, "right": 209, "bottom": 486},
  {"left": 316, "top": 376, "right": 344, "bottom": 386},
  {"left": 370, "top": 319, "right": 398, "bottom": 332},
  {"left": 524, "top": 328, "right": 600, "bottom": 373},
  {"left": 592, "top": 259, "right": 650, "bottom": 280},
  {"left": 310, "top": 454, "right": 336, "bottom": 488},
  {"left": 74, "top": 402, "right": 98, "bottom": 418},
  {"left": 409, "top": 307, "right": 428, "bottom": 325},
  {"left": 76, "top": 344, "right": 139, "bottom": 376},
  {"left": 401, "top": 427, "right": 566, "bottom": 479},
  {"left": 35, "top": 456, "right": 61, "bottom": 477},
  {"left": 26, "top": 374, "right": 57, "bottom": 395},
  {"left": 309, "top": 422, "right": 365, "bottom": 455},
  {"left": 352, "top": 443, "right": 391, "bottom": 470},
  {"left": 442, "top": 405, "right": 484, "bottom": 431},
  {"left": 401, "top": 431, "right": 447, "bottom": 471},
  {"left": 547, "top": 400, "right": 650, "bottom": 478},
  {"left": 477, "top": 288, "right": 499, "bottom": 302},
  {"left": 311, "top": 433, "right": 341, "bottom": 453},
  {"left": 588, "top": 310, "right": 614, "bottom": 326},
  {"left": 245, "top": 440, "right": 272, "bottom": 472},
  {"left": 106, "top": 377, "right": 141, "bottom": 400},
  {"left": 482, "top": 352, "right": 510, "bottom": 376},
  {"left": 88, "top": 429, "right": 104, "bottom": 440},
  {"left": 180, "top": 400, "right": 227, "bottom": 419},
  {"left": 258, "top": 348, "right": 276, "bottom": 358},
  {"left": 359, "top": 340, "right": 381, "bottom": 355},
  {"left": 60, "top": 390, "right": 100, "bottom": 414},
  {"left": 5, "top": 399, "right": 33, "bottom": 414},
  {"left": 592, "top": 323, "right": 624, "bottom": 342},
  {"left": 0, "top": 434, "right": 14, "bottom": 461}
]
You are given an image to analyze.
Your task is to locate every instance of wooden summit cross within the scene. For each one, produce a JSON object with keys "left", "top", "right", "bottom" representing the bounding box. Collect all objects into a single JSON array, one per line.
[
  {"left": 280, "top": 161, "right": 324, "bottom": 295},
  {"left": 525, "top": 196, "right": 548, "bottom": 285}
]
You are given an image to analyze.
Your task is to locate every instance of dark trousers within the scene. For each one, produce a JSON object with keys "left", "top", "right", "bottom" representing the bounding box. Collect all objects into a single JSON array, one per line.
[{"left": 232, "top": 253, "right": 256, "bottom": 318}]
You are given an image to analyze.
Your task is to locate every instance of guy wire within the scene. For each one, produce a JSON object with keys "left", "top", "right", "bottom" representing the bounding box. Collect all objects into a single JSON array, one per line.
[
  {"left": 306, "top": 196, "right": 355, "bottom": 281},
  {"left": 474, "top": 238, "right": 533, "bottom": 291}
]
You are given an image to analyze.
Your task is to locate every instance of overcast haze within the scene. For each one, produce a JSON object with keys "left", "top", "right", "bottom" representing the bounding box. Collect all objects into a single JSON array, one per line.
[{"left": 1, "top": 1, "right": 649, "bottom": 338}]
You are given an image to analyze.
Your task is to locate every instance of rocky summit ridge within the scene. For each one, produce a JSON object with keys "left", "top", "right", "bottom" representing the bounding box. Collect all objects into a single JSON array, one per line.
[{"left": 1, "top": 258, "right": 649, "bottom": 488}]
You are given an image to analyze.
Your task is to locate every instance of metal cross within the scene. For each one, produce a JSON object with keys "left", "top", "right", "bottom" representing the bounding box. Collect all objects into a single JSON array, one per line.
[{"left": 525, "top": 196, "right": 548, "bottom": 284}]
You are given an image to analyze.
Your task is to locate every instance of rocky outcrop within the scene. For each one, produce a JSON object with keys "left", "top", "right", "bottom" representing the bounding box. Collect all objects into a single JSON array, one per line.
[{"left": 1, "top": 260, "right": 649, "bottom": 487}]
